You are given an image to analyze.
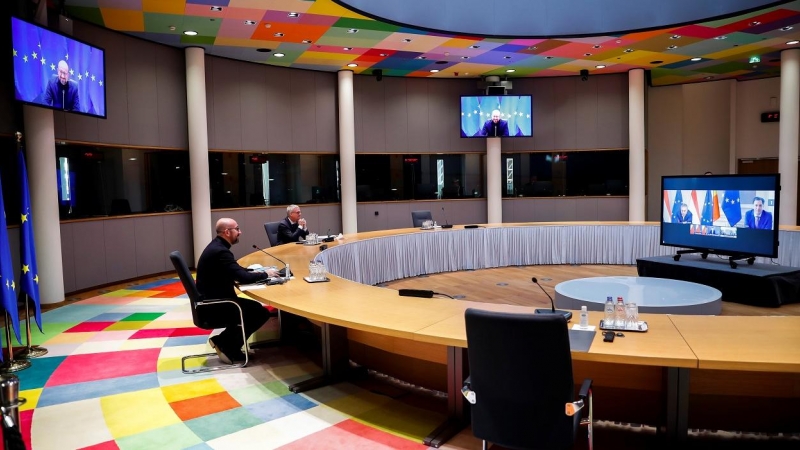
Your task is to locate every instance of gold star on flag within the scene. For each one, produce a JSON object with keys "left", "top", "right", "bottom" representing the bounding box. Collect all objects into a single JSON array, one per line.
[
  {"left": 41, "top": 57, "right": 46, "bottom": 65},
  {"left": 22, "top": 265, "right": 29, "bottom": 274},
  {"left": 91, "top": 74, "right": 95, "bottom": 81},
  {"left": 51, "top": 63, "right": 55, "bottom": 71},
  {"left": 12, "top": 49, "right": 17, "bottom": 56},
  {"left": 85, "top": 71, "right": 89, "bottom": 77},
  {"left": 99, "top": 81, "right": 103, "bottom": 86},
  {"left": 34, "top": 275, "right": 39, "bottom": 284},
  {"left": 23, "top": 55, "right": 28, "bottom": 62},
  {"left": 21, "top": 213, "right": 28, "bottom": 223},
  {"left": 77, "top": 74, "right": 82, "bottom": 80},
  {"left": 65, "top": 53, "right": 69, "bottom": 60},
  {"left": 69, "top": 68, "right": 74, "bottom": 75},
  {"left": 10, "top": 281, "right": 14, "bottom": 290},
  {"left": 32, "top": 51, "right": 37, "bottom": 59}
]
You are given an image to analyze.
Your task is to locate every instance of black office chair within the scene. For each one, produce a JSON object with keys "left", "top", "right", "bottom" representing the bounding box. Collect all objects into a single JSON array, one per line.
[
  {"left": 463, "top": 309, "right": 594, "bottom": 450},
  {"left": 411, "top": 210, "right": 433, "bottom": 228},
  {"left": 169, "top": 250, "right": 249, "bottom": 373},
  {"left": 264, "top": 221, "right": 281, "bottom": 247}
]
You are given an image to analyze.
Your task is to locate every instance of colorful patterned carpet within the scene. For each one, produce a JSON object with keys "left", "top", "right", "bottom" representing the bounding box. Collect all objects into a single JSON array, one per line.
[{"left": 12, "top": 278, "right": 449, "bottom": 450}]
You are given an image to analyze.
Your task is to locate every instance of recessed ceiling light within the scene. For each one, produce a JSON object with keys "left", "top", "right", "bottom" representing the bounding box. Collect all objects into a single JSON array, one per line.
[
  {"left": 416, "top": 56, "right": 426, "bottom": 59},
  {"left": 221, "top": 172, "right": 228, "bottom": 176},
  {"left": 691, "top": 57, "right": 702, "bottom": 62},
  {"left": 615, "top": 39, "right": 622, "bottom": 44},
  {"left": 264, "top": 23, "right": 271, "bottom": 28},
  {"left": 461, "top": 56, "right": 469, "bottom": 59},
  {"left": 435, "top": 60, "right": 447, "bottom": 64},
  {"left": 183, "top": 30, "right": 197, "bottom": 36},
  {"left": 592, "top": 45, "right": 601, "bottom": 49},
  {"left": 650, "top": 60, "right": 663, "bottom": 64},
  {"left": 781, "top": 26, "right": 794, "bottom": 31},
  {"left": 595, "top": 65, "right": 606, "bottom": 69},
  {"left": 469, "top": 45, "right": 480, "bottom": 49},
  {"left": 379, "top": 53, "right": 388, "bottom": 57},
  {"left": 347, "top": 63, "right": 358, "bottom": 67},
  {"left": 430, "top": 69, "right": 439, "bottom": 73},
  {"left": 584, "top": 53, "right": 592, "bottom": 56},
  {"left": 302, "top": 40, "right": 312, "bottom": 44},
  {"left": 669, "top": 35, "right": 681, "bottom": 39},
  {"left": 343, "top": 47, "right": 352, "bottom": 51},
  {"left": 714, "top": 35, "right": 727, "bottom": 40},
  {"left": 528, "top": 46, "right": 537, "bottom": 50},
  {"left": 749, "top": 21, "right": 761, "bottom": 26},
  {"left": 274, "top": 32, "right": 284, "bottom": 37},
  {"left": 545, "top": 56, "right": 553, "bottom": 59},
  {"left": 503, "top": 56, "right": 511, "bottom": 59},
  {"left": 402, "top": 38, "right": 412, "bottom": 43},
  {"left": 210, "top": 6, "right": 223, "bottom": 12},
  {"left": 624, "top": 48, "right": 634, "bottom": 53},
  {"left": 244, "top": 20, "right": 256, "bottom": 25},
  {"left": 347, "top": 29, "right": 359, "bottom": 34},
  {"left": 288, "top": 12, "right": 299, "bottom": 18},
  {"left": 274, "top": 53, "right": 285, "bottom": 58},
  {"left": 169, "top": 26, "right": 176, "bottom": 31},
  {"left": 704, "top": 76, "right": 714, "bottom": 80},
  {"left": 128, "top": 157, "right": 137, "bottom": 161},
  {"left": 788, "top": 40, "right": 800, "bottom": 45},
  {"left": 667, "top": 45, "right": 677, "bottom": 50},
  {"left": 256, "top": 48, "right": 271, "bottom": 53},
  {"left": 506, "top": 69, "right": 515, "bottom": 73}
]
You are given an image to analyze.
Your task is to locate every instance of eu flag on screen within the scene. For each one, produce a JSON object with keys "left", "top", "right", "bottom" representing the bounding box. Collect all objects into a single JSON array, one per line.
[
  {"left": 701, "top": 190, "right": 714, "bottom": 225},
  {"left": 18, "top": 150, "right": 43, "bottom": 332},
  {"left": 671, "top": 190, "right": 683, "bottom": 222},
  {"left": 11, "top": 17, "right": 105, "bottom": 117},
  {"left": 460, "top": 96, "right": 531, "bottom": 137},
  {"left": 723, "top": 190, "right": 742, "bottom": 226},
  {"left": 0, "top": 171, "right": 22, "bottom": 352}
]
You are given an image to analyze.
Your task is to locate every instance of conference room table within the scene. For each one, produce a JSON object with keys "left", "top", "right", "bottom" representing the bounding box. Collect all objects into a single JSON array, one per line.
[{"left": 241, "top": 224, "right": 800, "bottom": 446}]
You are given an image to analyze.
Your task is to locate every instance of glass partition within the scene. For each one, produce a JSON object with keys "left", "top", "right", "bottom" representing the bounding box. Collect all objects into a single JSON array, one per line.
[{"left": 502, "top": 150, "right": 629, "bottom": 197}]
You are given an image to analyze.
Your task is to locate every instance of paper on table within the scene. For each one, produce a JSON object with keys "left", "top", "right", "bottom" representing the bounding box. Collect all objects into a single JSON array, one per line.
[{"left": 571, "top": 324, "right": 597, "bottom": 332}]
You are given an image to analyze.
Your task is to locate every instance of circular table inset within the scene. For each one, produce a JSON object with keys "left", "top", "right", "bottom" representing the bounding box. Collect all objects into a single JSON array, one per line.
[{"left": 555, "top": 276, "right": 722, "bottom": 315}]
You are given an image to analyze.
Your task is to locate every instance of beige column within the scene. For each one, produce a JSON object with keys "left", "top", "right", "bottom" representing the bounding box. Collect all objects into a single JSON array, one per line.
[
  {"left": 628, "top": 69, "right": 646, "bottom": 221},
  {"left": 185, "top": 47, "right": 212, "bottom": 263},
  {"left": 338, "top": 70, "right": 358, "bottom": 234},
  {"left": 486, "top": 138, "right": 502, "bottom": 223},
  {"left": 779, "top": 48, "right": 800, "bottom": 226}
]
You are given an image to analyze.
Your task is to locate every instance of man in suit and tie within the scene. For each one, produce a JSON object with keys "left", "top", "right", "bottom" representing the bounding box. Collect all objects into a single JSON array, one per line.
[
  {"left": 673, "top": 203, "right": 693, "bottom": 223},
  {"left": 277, "top": 204, "right": 310, "bottom": 245},
  {"left": 479, "top": 110, "right": 510, "bottom": 137},
  {"left": 745, "top": 196, "right": 773, "bottom": 229}
]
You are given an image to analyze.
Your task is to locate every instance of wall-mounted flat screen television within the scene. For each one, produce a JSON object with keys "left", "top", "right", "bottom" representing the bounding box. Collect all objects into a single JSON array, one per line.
[
  {"left": 460, "top": 95, "right": 531, "bottom": 138},
  {"left": 11, "top": 16, "right": 106, "bottom": 118},
  {"left": 661, "top": 174, "right": 780, "bottom": 258}
]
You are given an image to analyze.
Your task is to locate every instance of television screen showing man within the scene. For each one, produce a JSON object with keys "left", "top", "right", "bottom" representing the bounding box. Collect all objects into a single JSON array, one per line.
[
  {"left": 480, "top": 110, "right": 509, "bottom": 137},
  {"left": 44, "top": 61, "right": 80, "bottom": 111},
  {"left": 673, "top": 203, "right": 693, "bottom": 223},
  {"left": 745, "top": 196, "right": 773, "bottom": 229}
]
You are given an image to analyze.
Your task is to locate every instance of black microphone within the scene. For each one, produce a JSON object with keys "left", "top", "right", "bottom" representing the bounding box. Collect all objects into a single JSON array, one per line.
[
  {"left": 531, "top": 277, "right": 572, "bottom": 321},
  {"left": 440, "top": 207, "right": 453, "bottom": 229},
  {"left": 252, "top": 244, "right": 291, "bottom": 279},
  {"left": 322, "top": 228, "right": 334, "bottom": 242}
]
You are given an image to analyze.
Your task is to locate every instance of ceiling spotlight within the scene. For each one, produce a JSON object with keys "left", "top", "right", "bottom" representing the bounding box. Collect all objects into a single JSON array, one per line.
[
  {"left": 343, "top": 47, "right": 352, "bottom": 51},
  {"left": 788, "top": 40, "right": 800, "bottom": 45},
  {"left": 461, "top": 56, "right": 470, "bottom": 59},
  {"left": 592, "top": 45, "right": 601, "bottom": 49},
  {"left": 615, "top": 39, "right": 622, "bottom": 44},
  {"left": 168, "top": 26, "right": 176, "bottom": 31},
  {"left": 650, "top": 60, "right": 663, "bottom": 64},
  {"left": 545, "top": 56, "right": 553, "bottom": 59},
  {"left": 244, "top": 20, "right": 256, "bottom": 25},
  {"left": 584, "top": 53, "right": 592, "bottom": 56},
  {"left": 347, "top": 63, "right": 358, "bottom": 67},
  {"left": 379, "top": 53, "right": 388, "bottom": 57},
  {"left": 430, "top": 69, "right": 439, "bottom": 73},
  {"left": 623, "top": 48, "right": 634, "bottom": 53},
  {"left": 274, "top": 53, "right": 285, "bottom": 58},
  {"left": 274, "top": 32, "right": 284, "bottom": 37},
  {"left": 503, "top": 56, "right": 511, "bottom": 59},
  {"left": 691, "top": 57, "right": 702, "bottom": 61},
  {"left": 256, "top": 48, "right": 272, "bottom": 53},
  {"left": 506, "top": 69, "right": 515, "bottom": 73},
  {"left": 669, "top": 35, "right": 681, "bottom": 39},
  {"left": 595, "top": 64, "right": 606, "bottom": 69},
  {"left": 210, "top": 6, "right": 223, "bottom": 12},
  {"left": 128, "top": 157, "right": 137, "bottom": 161},
  {"left": 714, "top": 35, "right": 728, "bottom": 40},
  {"left": 347, "top": 29, "right": 359, "bottom": 33},
  {"left": 435, "top": 60, "right": 447, "bottom": 64},
  {"left": 302, "top": 40, "right": 312, "bottom": 44},
  {"left": 264, "top": 23, "right": 271, "bottom": 28},
  {"left": 416, "top": 56, "right": 426, "bottom": 59},
  {"left": 402, "top": 38, "right": 412, "bottom": 43},
  {"left": 528, "top": 46, "right": 537, "bottom": 50},
  {"left": 749, "top": 21, "right": 761, "bottom": 26},
  {"left": 781, "top": 26, "right": 794, "bottom": 31},
  {"left": 667, "top": 45, "right": 678, "bottom": 50},
  {"left": 288, "top": 12, "right": 299, "bottom": 18},
  {"left": 183, "top": 30, "right": 198, "bottom": 36},
  {"left": 469, "top": 45, "right": 480, "bottom": 49}
]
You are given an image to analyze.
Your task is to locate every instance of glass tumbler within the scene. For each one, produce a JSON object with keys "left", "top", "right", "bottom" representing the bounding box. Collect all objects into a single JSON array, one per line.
[{"left": 625, "top": 303, "right": 639, "bottom": 330}]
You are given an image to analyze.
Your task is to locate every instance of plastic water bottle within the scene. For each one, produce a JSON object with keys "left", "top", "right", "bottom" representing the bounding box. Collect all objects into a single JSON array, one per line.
[
  {"left": 615, "top": 296, "right": 626, "bottom": 328},
  {"left": 579, "top": 306, "right": 589, "bottom": 328},
  {"left": 603, "top": 297, "right": 614, "bottom": 327}
]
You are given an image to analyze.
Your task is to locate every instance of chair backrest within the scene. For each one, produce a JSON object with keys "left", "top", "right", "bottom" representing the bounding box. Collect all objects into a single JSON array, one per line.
[
  {"left": 411, "top": 210, "right": 433, "bottom": 228},
  {"left": 170, "top": 250, "right": 237, "bottom": 331},
  {"left": 465, "top": 309, "right": 576, "bottom": 449},
  {"left": 264, "top": 221, "right": 281, "bottom": 247}
]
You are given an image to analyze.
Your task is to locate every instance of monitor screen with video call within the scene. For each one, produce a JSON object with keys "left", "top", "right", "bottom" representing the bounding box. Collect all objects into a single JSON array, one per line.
[{"left": 460, "top": 95, "right": 532, "bottom": 138}]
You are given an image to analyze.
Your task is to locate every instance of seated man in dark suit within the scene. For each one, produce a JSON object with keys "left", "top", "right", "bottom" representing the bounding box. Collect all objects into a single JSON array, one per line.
[
  {"left": 196, "top": 218, "right": 278, "bottom": 364},
  {"left": 44, "top": 60, "right": 80, "bottom": 111},
  {"left": 672, "top": 203, "right": 693, "bottom": 223},
  {"left": 277, "top": 204, "right": 309, "bottom": 245},
  {"left": 744, "top": 196, "right": 773, "bottom": 229},
  {"left": 479, "top": 109, "right": 509, "bottom": 137}
]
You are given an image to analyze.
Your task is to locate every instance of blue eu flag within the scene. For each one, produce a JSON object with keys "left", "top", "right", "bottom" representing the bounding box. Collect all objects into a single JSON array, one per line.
[
  {"left": 671, "top": 190, "right": 683, "bottom": 222},
  {"left": 0, "top": 171, "right": 22, "bottom": 352},
  {"left": 701, "top": 190, "right": 714, "bottom": 225},
  {"left": 18, "top": 150, "right": 43, "bottom": 332},
  {"left": 722, "top": 190, "right": 742, "bottom": 227}
]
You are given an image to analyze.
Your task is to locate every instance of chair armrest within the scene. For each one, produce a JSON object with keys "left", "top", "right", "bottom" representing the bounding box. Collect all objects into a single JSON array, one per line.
[
  {"left": 196, "top": 298, "right": 242, "bottom": 309},
  {"left": 578, "top": 378, "right": 593, "bottom": 401}
]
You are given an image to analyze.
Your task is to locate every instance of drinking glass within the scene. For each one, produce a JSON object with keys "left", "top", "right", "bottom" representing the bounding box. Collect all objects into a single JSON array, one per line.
[{"left": 625, "top": 303, "right": 639, "bottom": 330}]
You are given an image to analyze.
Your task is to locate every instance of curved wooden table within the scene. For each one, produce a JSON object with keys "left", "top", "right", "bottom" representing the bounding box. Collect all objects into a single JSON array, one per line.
[{"left": 242, "top": 224, "right": 800, "bottom": 445}]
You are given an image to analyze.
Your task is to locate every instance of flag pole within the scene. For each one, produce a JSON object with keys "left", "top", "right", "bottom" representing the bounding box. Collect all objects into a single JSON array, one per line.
[
  {"left": 14, "top": 293, "right": 47, "bottom": 359},
  {"left": 1, "top": 313, "right": 30, "bottom": 373}
]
